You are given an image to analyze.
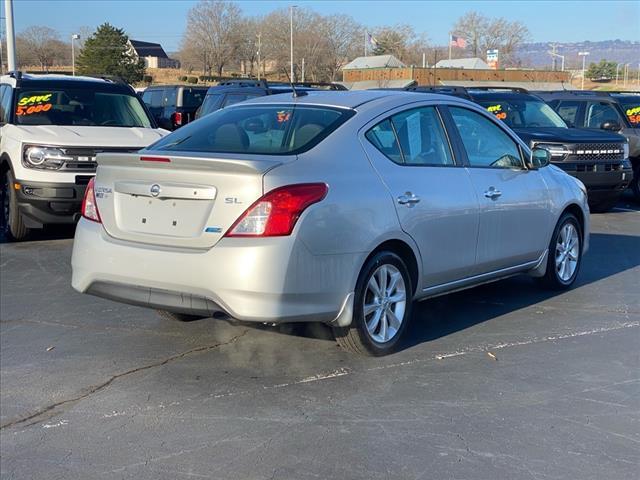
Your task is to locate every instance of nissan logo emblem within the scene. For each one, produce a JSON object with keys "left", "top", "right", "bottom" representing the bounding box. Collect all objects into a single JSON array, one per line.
[{"left": 150, "top": 184, "right": 161, "bottom": 197}]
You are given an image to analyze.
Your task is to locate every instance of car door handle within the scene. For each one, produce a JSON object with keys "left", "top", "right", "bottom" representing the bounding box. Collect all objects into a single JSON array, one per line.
[
  {"left": 397, "top": 192, "right": 421, "bottom": 206},
  {"left": 484, "top": 188, "right": 502, "bottom": 200}
]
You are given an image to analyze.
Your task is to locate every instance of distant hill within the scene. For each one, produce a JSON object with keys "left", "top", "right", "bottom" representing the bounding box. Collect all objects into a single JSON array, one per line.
[{"left": 517, "top": 40, "right": 639, "bottom": 69}]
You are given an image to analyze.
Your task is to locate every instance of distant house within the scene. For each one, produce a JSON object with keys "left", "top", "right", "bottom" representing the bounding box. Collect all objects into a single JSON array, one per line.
[
  {"left": 435, "top": 58, "right": 490, "bottom": 70},
  {"left": 342, "top": 54, "right": 406, "bottom": 70},
  {"left": 128, "top": 40, "right": 179, "bottom": 69}
]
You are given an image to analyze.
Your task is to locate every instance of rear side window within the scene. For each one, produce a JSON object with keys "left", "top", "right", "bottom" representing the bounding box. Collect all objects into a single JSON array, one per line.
[
  {"left": 366, "top": 106, "right": 454, "bottom": 166},
  {"left": 555, "top": 101, "right": 580, "bottom": 127},
  {"left": 450, "top": 107, "right": 523, "bottom": 169},
  {"left": 181, "top": 88, "right": 206, "bottom": 108},
  {"left": 222, "top": 93, "right": 260, "bottom": 108},
  {"left": 198, "top": 93, "right": 223, "bottom": 117},
  {"left": 149, "top": 90, "right": 163, "bottom": 108},
  {"left": 366, "top": 120, "right": 402, "bottom": 163},
  {"left": 164, "top": 88, "right": 177, "bottom": 107},
  {"left": 152, "top": 104, "right": 354, "bottom": 155}
]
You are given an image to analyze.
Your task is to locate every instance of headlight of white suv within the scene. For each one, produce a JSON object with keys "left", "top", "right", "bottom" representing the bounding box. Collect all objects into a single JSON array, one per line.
[{"left": 22, "top": 146, "right": 72, "bottom": 170}]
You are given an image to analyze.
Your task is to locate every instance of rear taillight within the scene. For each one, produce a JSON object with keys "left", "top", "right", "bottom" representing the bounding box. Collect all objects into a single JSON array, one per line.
[
  {"left": 225, "top": 183, "right": 328, "bottom": 237},
  {"left": 171, "top": 112, "right": 183, "bottom": 126},
  {"left": 81, "top": 177, "right": 101, "bottom": 223}
]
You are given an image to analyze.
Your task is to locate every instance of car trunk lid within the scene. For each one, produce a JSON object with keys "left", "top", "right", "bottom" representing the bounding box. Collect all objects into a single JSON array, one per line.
[{"left": 94, "top": 152, "right": 288, "bottom": 249}]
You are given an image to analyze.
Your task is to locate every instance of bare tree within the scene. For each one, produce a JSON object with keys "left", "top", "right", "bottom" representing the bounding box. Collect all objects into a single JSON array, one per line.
[
  {"left": 319, "top": 14, "right": 363, "bottom": 81},
  {"left": 182, "top": 0, "right": 243, "bottom": 76},
  {"left": 17, "top": 26, "right": 68, "bottom": 70},
  {"left": 453, "top": 11, "right": 529, "bottom": 66},
  {"left": 452, "top": 11, "right": 488, "bottom": 58}
]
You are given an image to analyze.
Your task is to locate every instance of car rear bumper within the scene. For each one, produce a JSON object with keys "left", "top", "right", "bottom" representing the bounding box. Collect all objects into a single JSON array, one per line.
[
  {"left": 71, "top": 219, "right": 357, "bottom": 324},
  {"left": 15, "top": 178, "right": 92, "bottom": 228}
]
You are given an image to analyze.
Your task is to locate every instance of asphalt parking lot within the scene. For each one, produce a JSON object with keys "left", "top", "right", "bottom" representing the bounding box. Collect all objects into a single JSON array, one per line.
[{"left": 1, "top": 196, "right": 639, "bottom": 480}]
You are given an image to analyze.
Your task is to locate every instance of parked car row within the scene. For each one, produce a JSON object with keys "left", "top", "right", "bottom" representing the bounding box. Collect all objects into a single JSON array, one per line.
[
  {"left": 0, "top": 72, "right": 633, "bottom": 355},
  {"left": 0, "top": 73, "right": 169, "bottom": 240}
]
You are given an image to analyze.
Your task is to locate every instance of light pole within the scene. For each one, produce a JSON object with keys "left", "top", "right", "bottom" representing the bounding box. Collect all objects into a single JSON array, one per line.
[
  {"left": 4, "top": 0, "right": 16, "bottom": 71},
  {"left": 256, "top": 33, "right": 261, "bottom": 80},
  {"left": 289, "top": 5, "right": 296, "bottom": 82},
  {"left": 578, "top": 51, "right": 589, "bottom": 90},
  {"left": 616, "top": 63, "right": 623, "bottom": 85},
  {"left": 624, "top": 63, "right": 631, "bottom": 87},
  {"left": 71, "top": 34, "right": 80, "bottom": 76}
]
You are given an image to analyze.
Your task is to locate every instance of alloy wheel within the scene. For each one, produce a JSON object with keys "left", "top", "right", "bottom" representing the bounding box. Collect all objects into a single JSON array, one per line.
[
  {"left": 555, "top": 223, "right": 579, "bottom": 282},
  {"left": 363, "top": 264, "right": 407, "bottom": 344}
]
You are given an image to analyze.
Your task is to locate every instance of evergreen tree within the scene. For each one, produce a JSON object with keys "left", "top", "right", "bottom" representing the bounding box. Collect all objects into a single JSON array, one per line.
[
  {"left": 76, "top": 23, "right": 145, "bottom": 83},
  {"left": 586, "top": 59, "right": 617, "bottom": 80}
]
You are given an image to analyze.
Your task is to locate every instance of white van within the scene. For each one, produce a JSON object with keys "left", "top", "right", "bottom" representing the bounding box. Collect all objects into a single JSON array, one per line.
[{"left": 0, "top": 73, "right": 168, "bottom": 240}]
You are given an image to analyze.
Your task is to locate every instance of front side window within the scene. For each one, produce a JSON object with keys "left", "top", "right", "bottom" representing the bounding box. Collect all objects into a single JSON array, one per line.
[
  {"left": 450, "top": 107, "right": 523, "bottom": 169},
  {"left": 15, "top": 88, "right": 153, "bottom": 127},
  {"left": 366, "top": 106, "right": 454, "bottom": 166},
  {"left": 152, "top": 104, "right": 353, "bottom": 155},
  {"left": 0, "top": 85, "right": 12, "bottom": 123},
  {"left": 586, "top": 102, "right": 623, "bottom": 129},
  {"left": 478, "top": 99, "right": 567, "bottom": 129}
]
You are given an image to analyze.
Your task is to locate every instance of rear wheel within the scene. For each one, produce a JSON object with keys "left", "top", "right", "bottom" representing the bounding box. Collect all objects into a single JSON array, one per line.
[
  {"left": 333, "top": 251, "right": 412, "bottom": 356},
  {"left": 538, "top": 213, "right": 582, "bottom": 290},
  {"left": 156, "top": 310, "right": 203, "bottom": 322},
  {"left": 1, "top": 170, "right": 29, "bottom": 241}
]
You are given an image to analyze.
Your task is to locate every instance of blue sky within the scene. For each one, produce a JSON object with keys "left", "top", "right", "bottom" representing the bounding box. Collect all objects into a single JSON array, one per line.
[{"left": 4, "top": 0, "right": 640, "bottom": 52}]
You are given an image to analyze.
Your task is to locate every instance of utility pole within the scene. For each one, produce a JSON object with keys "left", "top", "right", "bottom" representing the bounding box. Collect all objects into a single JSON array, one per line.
[
  {"left": 71, "top": 34, "right": 80, "bottom": 76},
  {"left": 301, "top": 57, "right": 305, "bottom": 82},
  {"left": 289, "top": 5, "right": 296, "bottom": 82},
  {"left": 256, "top": 33, "right": 261, "bottom": 80},
  {"left": 616, "top": 63, "right": 622, "bottom": 85},
  {"left": 4, "top": 0, "right": 16, "bottom": 71}
]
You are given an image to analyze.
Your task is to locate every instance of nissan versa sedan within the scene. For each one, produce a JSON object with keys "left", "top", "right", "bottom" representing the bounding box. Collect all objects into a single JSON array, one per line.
[{"left": 71, "top": 91, "right": 590, "bottom": 356}]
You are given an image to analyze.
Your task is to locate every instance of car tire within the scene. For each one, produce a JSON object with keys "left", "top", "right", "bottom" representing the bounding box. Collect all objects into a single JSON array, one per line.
[
  {"left": 1, "top": 170, "right": 29, "bottom": 241},
  {"left": 538, "top": 212, "right": 583, "bottom": 290},
  {"left": 631, "top": 171, "right": 640, "bottom": 203},
  {"left": 156, "top": 310, "right": 203, "bottom": 322},
  {"left": 589, "top": 193, "right": 621, "bottom": 213},
  {"left": 333, "top": 251, "right": 413, "bottom": 356}
]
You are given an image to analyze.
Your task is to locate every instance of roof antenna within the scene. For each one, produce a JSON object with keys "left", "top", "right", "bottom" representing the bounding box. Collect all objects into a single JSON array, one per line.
[{"left": 282, "top": 68, "right": 307, "bottom": 98}]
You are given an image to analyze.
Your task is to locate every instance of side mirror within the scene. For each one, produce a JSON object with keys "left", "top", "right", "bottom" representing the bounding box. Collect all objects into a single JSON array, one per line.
[
  {"left": 527, "top": 147, "right": 551, "bottom": 169},
  {"left": 601, "top": 121, "right": 621, "bottom": 131}
]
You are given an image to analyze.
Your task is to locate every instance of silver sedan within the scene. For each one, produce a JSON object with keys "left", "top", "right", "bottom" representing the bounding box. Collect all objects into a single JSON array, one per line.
[{"left": 71, "top": 91, "right": 590, "bottom": 355}]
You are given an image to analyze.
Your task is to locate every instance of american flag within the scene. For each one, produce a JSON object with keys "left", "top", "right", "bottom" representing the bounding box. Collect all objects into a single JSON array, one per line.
[
  {"left": 367, "top": 32, "right": 378, "bottom": 47},
  {"left": 450, "top": 35, "right": 467, "bottom": 48}
]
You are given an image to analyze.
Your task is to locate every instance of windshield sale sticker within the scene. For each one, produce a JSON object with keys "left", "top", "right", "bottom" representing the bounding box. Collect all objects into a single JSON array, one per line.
[
  {"left": 626, "top": 106, "right": 640, "bottom": 124},
  {"left": 486, "top": 104, "right": 507, "bottom": 120},
  {"left": 16, "top": 93, "right": 53, "bottom": 116}
]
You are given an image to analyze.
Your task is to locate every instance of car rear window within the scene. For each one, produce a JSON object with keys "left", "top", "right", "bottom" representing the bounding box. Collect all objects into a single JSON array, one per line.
[{"left": 152, "top": 104, "right": 354, "bottom": 155}]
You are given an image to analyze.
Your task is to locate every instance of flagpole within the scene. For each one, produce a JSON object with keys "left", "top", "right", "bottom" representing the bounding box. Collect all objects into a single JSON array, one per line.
[
  {"left": 364, "top": 31, "right": 367, "bottom": 57},
  {"left": 448, "top": 32, "right": 452, "bottom": 60}
]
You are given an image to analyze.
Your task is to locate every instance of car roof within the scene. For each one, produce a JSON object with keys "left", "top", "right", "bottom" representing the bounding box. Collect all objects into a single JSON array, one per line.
[
  {"left": 235, "top": 89, "right": 450, "bottom": 109},
  {"left": 468, "top": 91, "right": 543, "bottom": 102},
  {"left": 1, "top": 73, "right": 116, "bottom": 84},
  {"left": 146, "top": 84, "right": 209, "bottom": 89}
]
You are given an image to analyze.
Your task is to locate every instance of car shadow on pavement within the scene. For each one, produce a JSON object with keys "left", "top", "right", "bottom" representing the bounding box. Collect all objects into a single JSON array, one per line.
[{"left": 257, "top": 232, "right": 640, "bottom": 352}]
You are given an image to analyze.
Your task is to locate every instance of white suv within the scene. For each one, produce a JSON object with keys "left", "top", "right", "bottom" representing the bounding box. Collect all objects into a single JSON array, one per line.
[{"left": 0, "top": 73, "right": 168, "bottom": 240}]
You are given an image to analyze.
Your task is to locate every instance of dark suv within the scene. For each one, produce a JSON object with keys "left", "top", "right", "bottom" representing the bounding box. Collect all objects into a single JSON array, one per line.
[
  {"left": 141, "top": 85, "right": 208, "bottom": 130},
  {"left": 401, "top": 86, "right": 631, "bottom": 211},
  {"left": 535, "top": 90, "right": 640, "bottom": 201},
  {"left": 195, "top": 79, "right": 346, "bottom": 120}
]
